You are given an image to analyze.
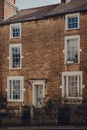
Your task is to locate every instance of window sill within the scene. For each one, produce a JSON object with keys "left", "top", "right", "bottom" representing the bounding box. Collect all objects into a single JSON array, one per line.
[
  {"left": 7, "top": 99, "right": 23, "bottom": 102},
  {"left": 65, "top": 27, "right": 80, "bottom": 31},
  {"left": 34, "top": 106, "right": 42, "bottom": 108},
  {"left": 10, "top": 36, "right": 21, "bottom": 39},
  {"left": 63, "top": 97, "right": 83, "bottom": 104},
  {"left": 65, "top": 97, "right": 82, "bottom": 100},
  {"left": 9, "top": 67, "right": 21, "bottom": 70},
  {"left": 64, "top": 62, "right": 79, "bottom": 65}
]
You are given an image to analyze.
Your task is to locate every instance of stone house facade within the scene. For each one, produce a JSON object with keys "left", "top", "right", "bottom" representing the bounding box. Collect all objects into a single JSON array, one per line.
[{"left": 0, "top": 0, "right": 87, "bottom": 111}]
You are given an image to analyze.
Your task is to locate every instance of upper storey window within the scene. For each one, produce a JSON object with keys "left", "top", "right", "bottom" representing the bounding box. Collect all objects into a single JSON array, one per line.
[
  {"left": 10, "top": 23, "right": 21, "bottom": 38},
  {"left": 9, "top": 44, "right": 22, "bottom": 69},
  {"left": 65, "top": 13, "right": 80, "bottom": 30},
  {"left": 65, "top": 35, "right": 80, "bottom": 64}
]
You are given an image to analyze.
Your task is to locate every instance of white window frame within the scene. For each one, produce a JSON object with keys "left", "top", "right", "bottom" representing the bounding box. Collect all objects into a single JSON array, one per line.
[
  {"left": 31, "top": 80, "right": 45, "bottom": 108},
  {"left": 10, "top": 23, "right": 21, "bottom": 39},
  {"left": 62, "top": 71, "right": 83, "bottom": 99},
  {"left": 7, "top": 76, "right": 24, "bottom": 102},
  {"left": 65, "top": 13, "right": 80, "bottom": 30},
  {"left": 9, "top": 43, "right": 22, "bottom": 70},
  {"left": 65, "top": 35, "right": 80, "bottom": 64}
]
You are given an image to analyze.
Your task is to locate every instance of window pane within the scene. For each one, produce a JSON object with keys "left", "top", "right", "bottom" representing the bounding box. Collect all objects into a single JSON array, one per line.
[
  {"left": 64, "top": 76, "right": 67, "bottom": 97},
  {"left": 68, "top": 16, "right": 78, "bottom": 29},
  {"left": 12, "top": 27, "right": 20, "bottom": 37},
  {"left": 68, "top": 76, "right": 78, "bottom": 97},
  {"left": 63, "top": 73, "right": 82, "bottom": 98},
  {"left": 13, "top": 80, "right": 20, "bottom": 100},
  {"left": 12, "top": 47, "right": 20, "bottom": 68},
  {"left": 8, "top": 77, "right": 23, "bottom": 101},
  {"left": 79, "top": 76, "right": 81, "bottom": 96},
  {"left": 74, "top": 17, "right": 78, "bottom": 22},
  {"left": 67, "top": 39, "right": 78, "bottom": 63},
  {"left": 9, "top": 80, "right": 12, "bottom": 99}
]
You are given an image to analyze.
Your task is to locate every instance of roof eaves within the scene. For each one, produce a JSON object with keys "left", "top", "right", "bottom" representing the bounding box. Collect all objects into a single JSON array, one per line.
[
  {"left": 0, "top": 8, "right": 87, "bottom": 26},
  {"left": 0, "top": 16, "right": 45, "bottom": 25},
  {"left": 44, "top": 8, "right": 87, "bottom": 18}
]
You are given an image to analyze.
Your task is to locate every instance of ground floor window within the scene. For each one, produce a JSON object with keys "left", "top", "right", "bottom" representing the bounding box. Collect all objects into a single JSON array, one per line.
[
  {"left": 62, "top": 71, "right": 83, "bottom": 99},
  {"left": 7, "top": 76, "right": 24, "bottom": 102}
]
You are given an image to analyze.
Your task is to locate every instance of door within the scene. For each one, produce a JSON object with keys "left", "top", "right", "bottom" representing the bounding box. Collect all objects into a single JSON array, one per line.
[{"left": 34, "top": 84, "right": 43, "bottom": 108}]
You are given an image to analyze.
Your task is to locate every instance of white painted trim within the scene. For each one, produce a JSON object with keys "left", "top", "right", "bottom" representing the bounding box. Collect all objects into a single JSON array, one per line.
[
  {"left": 66, "top": 0, "right": 71, "bottom": 3},
  {"left": 63, "top": 50, "right": 65, "bottom": 53},
  {"left": 80, "top": 49, "right": 82, "bottom": 52},
  {"left": 10, "top": 23, "right": 21, "bottom": 39},
  {"left": 7, "top": 76, "right": 24, "bottom": 102},
  {"left": 62, "top": 71, "right": 83, "bottom": 99},
  {"left": 7, "top": 56, "right": 10, "bottom": 60},
  {"left": 31, "top": 80, "right": 45, "bottom": 108},
  {"left": 5, "top": 88, "right": 7, "bottom": 91},
  {"left": 65, "top": 35, "right": 80, "bottom": 64},
  {"left": 62, "top": 71, "right": 82, "bottom": 76},
  {"left": 21, "top": 56, "right": 24, "bottom": 59},
  {"left": 9, "top": 43, "right": 22, "bottom": 70},
  {"left": 65, "top": 13, "right": 80, "bottom": 30},
  {"left": 82, "top": 85, "right": 84, "bottom": 89}
]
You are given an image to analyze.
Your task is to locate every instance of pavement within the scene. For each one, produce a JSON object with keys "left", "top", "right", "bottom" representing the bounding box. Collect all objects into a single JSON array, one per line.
[{"left": 0, "top": 126, "right": 87, "bottom": 130}]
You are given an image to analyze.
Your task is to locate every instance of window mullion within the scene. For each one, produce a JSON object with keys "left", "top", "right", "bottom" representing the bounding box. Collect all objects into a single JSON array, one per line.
[
  {"left": 8, "top": 80, "right": 10, "bottom": 100},
  {"left": 11, "top": 80, "right": 13, "bottom": 100},
  {"left": 10, "top": 47, "right": 13, "bottom": 68},
  {"left": 20, "top": 80, "right": 21, "bottom": 101},
  {"left": 78, "top": 39, "right": 80, "bottom": 63},
  {"left": 66, "top": 76, "right": 68, "bottom": 97},
  {"left": 20, "top": 47, "right": 21, "bottom": 68},
  {"left": 77, "top": 76, "right": 79, "bottom": 97},
  {"left": 11, "top": 47, "right": 13, "bottom": 68}
]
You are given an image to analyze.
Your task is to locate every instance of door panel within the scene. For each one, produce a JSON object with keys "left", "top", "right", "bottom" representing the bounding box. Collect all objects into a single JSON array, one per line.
[{"left": 34, "top": 85, "right": 43, "bottom": 108}]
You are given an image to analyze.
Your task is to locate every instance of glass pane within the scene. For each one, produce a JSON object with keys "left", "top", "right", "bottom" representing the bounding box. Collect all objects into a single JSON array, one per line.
[
  {"left": 12, "top": 27, "right": 20, "bottom": 37},
  {"left": 64, "top": 76, "right": 67, "bottom": 97},
  {"left": 64, "top": 74, "right": 81, "bottom": 98},
  {"left": 68, "top": 76, "right": 78, "bottom": 97},
  {"left": 12, "top": 47, "right": 20, "bottom": 68},
  {"left": 74, "top": 17, "right": 78, "bottom": 22},
  {"left": 68, "top": 16, "right": 78, "bottom": 29},
  {"left": 74, "top": 23, "right": 78, "bottom": 28},
  {"left": 79, "top": 76, "right": 81, "bottom": 96},
  {"left": 67, "top": 39, "right": 78, "bottom": 63},
  {"left": 13, "top": 80, "right": 20, "bottom": 100},
  {"left": 9, "top": 80, "right": 12, "bottom": 99}
]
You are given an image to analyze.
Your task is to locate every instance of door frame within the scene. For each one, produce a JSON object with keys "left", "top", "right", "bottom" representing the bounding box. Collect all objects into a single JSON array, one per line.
[{"left": 32, "top": 80, "right": 45, "bottom": 108}]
